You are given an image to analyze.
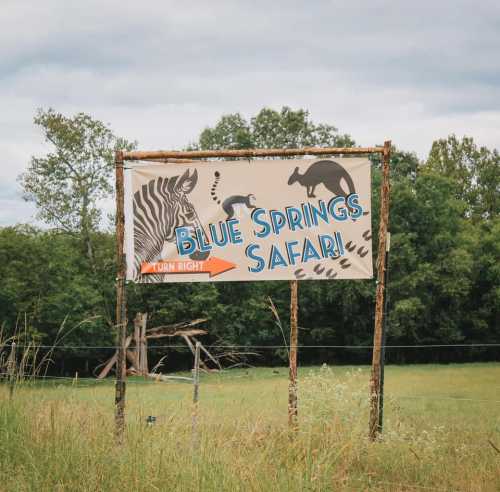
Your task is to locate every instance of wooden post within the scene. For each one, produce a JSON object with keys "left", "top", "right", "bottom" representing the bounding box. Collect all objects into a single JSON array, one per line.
[
  {"left": 140, "top": 313, "right": 148, "bottom": 374},
  {"left": 192, "top": 341, "right": 201, "bottom": 450},
  {"left": 193, "top": 342, "right": 201, "bottom": 406},
  {"left": 8, "top": 342, "right": 16, "bottom": 400},
  {"left": 378, "top": 232, "right": 391, "bottom": 433},
  {"left": 133, "top": 312, "right": 148, "bottom": 374},
  {"left": 369, "top": 140, "right": 391, "bottom": 440},
  {"left": 114, "top": 149, "right": 127, "bottom": 442},
  {"left": 288, "top": 280, "right": 299, "bottom": 429},
  {"left": 133, "top": 314, "right": 141, "bottom": 371}
]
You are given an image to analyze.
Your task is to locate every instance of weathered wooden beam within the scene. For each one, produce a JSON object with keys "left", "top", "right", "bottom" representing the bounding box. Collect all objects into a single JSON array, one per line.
[
  {"left": 139, "top": 313, "right": 148, "bottom": 374},
  {"left": 191, "top": 337, "right": 222, "bottom": 370},
  {"left": 114, "top": 149, "right": 127, "bottom": 443},
  {"left": 134, "top": 158, "right": 200, "bottom": 163},
  {"left": 182, "top": 335, "right": 210, "bottom": 371},
  {"left": 133, "top": 314, "right": 141, "bottom": 372},
  {"left": 369, "top": 140, "right": 392, "bottom": 441},
  {"left": 126, "top": 349, "right": 137, "bottom": 368},
  {"left": 288, "top": 280, "right": 299, "bottom": 430},
  {"left": 146, "top": 329, "right": 207, "bottom": 340},
  {"left": 192, "top": 341, "right": 201, "bottom": 451},
  {"left": 97, "top": 336, "right": 132, "bottom": 380},
  {"left": 123, "top": 146, "right": 383, "bottom": 161},
  {"left": 129, "top": 368, "right": 193, "bottom": 382},
  {"left": 146, "top": 319, "right": 207, "bottom": 336},
  {"left": 97, "top": 353, "right": 118, "bottom": 380}
]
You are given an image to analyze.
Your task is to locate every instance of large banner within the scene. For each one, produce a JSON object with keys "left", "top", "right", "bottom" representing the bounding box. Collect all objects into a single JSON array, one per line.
[{"left": 124, "top": 158, "right": 372, "bottom": 283}]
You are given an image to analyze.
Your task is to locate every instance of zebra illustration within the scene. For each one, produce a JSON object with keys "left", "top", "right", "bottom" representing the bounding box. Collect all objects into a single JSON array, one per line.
[{"left": 133, "top": 168, "right": 208, "bottom": 282}]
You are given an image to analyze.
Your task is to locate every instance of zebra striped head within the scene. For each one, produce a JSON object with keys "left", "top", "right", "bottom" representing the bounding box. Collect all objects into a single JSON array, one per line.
[
  {"left": 171, "top": 169, "right": 200, "bottom": 234},
  {"left": 133, "top": 168, "right": 209, "bottom": 281}
]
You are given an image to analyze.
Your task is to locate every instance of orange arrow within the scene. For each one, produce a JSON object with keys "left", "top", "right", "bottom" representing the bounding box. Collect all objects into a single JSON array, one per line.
[{"left": 141, "top": 256, "right": 236, "bottom": 278}]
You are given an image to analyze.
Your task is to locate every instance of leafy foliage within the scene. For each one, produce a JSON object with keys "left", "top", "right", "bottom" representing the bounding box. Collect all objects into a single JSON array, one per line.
[
  {"left": 19, "top": 109, "right": 135, "bottom": 234},
  {"left": 196, "top": 107, "right": 354, "bottom": 151},
  {"left": 425, "top": 135, "right": 500, "bottom": 219},
  {"left": 1, "top": 107, "right": 498, "bottom": 373}
]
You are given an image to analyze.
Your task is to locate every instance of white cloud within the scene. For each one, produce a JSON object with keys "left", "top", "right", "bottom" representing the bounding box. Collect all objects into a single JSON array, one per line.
[{"left": 1, "top": 0, "right": 499, "bottom": 226}]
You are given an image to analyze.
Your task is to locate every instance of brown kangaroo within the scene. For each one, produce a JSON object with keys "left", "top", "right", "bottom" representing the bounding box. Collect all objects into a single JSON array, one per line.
[{"left": 288, "top": 160, "right": 355, "bottom": 198}]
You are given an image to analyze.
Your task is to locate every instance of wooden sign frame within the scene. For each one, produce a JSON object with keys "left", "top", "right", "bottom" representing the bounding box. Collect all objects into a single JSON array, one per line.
[{"left": 114, "top": 142, "right": 391, "bottom": 442}]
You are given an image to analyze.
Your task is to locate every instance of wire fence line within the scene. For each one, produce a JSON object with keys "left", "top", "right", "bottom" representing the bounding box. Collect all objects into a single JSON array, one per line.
[
  {"left": 0, "top": 373, "right": 192, "bottom": 385},
  {"left": 3, "top": 343, "right": 500, "bottom": 350},
  {"left": 2, "top": 372, "right": 500, "bottom": 404}
]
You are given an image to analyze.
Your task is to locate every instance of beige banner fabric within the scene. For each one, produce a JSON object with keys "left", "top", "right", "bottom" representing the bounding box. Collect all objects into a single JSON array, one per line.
[{"left": 124, "top": 157, "right": 372, "bottom": 283}]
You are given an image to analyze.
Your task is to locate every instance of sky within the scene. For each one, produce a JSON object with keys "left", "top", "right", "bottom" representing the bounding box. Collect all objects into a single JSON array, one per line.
[{"left": 1, "top": 0, "right": 499, "bottom": 226}]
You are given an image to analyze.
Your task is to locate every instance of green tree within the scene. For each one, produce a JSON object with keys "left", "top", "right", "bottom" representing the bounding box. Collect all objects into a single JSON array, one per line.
[
  {"left": 0, "top": 226, "right": 115, "bottom": 349},
  {"left": 388, "top": 172, "right": 473, "bottom": 348},
  {"left": 19, "top": 108, "right": 135, "bottom": 262},
  {"left": 18, "top": 109, "right": 135, "bottom": 328},
  {"left": 196, "top": 106, "right": 354, "bottom": 151},
  {"left": 460, "top": 217, "right": 500, "bottom": 344},
  {"left": 425, "top": 135, "right": 499, "bottom": 219}
]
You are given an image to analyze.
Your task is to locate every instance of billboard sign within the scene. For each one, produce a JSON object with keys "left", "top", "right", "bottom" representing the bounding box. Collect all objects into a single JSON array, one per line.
[{"left": 124, "top": 158, "right": 372, "bottom": 283}]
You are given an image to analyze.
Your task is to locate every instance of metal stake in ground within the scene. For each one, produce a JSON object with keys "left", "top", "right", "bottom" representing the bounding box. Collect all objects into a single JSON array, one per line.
[
  {"left": 369, "top": 140, "right": 392, "bottom": 440},
  {"left": 114, "top": 150, "right": 128, "bottom": 443},
  {"left": 288, "top": 279, "right": 299, "bottom": 429},
  {"left": 192, "top": 341, "right": 201, "bottom": 450},
  {"left": 8, "top": 342, "right": 17, "bottom": 400}
]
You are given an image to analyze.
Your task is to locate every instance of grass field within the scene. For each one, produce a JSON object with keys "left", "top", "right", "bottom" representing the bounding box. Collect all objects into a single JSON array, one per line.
[{"left": 1, "top": 363, "right": 499, "bottom": 491}]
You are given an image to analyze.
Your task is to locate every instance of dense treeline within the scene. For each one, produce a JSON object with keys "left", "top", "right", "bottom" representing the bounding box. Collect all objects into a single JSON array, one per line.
[{"left": 0, "top": 108, "right": 498, "bottom": 374}]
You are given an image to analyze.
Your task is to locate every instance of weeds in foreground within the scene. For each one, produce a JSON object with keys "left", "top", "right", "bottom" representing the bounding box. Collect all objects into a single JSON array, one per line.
[{"left": 0, "top": 364, "right": 499, "bottom": 491}]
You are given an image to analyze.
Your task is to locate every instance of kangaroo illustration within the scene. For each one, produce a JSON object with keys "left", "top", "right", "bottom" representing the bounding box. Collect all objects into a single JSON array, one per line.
[
  {"left": 211, "top": 171, "right": 257, "bottom": 219},
  {"left": 288, "top": 160, "right": 355, "bottom": 198}
]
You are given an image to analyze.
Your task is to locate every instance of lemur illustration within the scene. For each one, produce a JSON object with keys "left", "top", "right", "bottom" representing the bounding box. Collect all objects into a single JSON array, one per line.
[
  {"left": 288, "top": 160, "right": 355, "bottom": 198},
  {"left": 211, "top": 171, "right": 257, "bottom": 219}
]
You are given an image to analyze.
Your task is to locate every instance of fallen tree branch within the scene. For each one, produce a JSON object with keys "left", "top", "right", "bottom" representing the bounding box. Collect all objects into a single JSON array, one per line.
[
  {"left": 147, "top": 319, "right": 207, "bottom": 336},
  {"left": 129, "top": 367, "right": 193, "bottom": 382},
  {"left": 96, "top": 335, "right": 132, "bottom": 379}
]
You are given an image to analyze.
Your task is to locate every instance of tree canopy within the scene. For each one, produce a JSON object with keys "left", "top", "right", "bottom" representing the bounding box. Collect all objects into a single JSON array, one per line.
[
  {"left": 195, "top": 107, "right": 354, "bottom": 151},
  {"left": 20, "top": 109, "right": 135, "bottom": 234},
  {"left": 1, "top": 107, "right": 498, "bottom": 374}
]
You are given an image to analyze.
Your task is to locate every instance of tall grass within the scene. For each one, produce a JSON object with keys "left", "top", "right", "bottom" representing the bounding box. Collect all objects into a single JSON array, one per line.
[
  {"left": 0, "top": 364, "right": 499, "bottom": 491},
  {"left": 0, "top": 316, "right": 98, "bottom": 384}
]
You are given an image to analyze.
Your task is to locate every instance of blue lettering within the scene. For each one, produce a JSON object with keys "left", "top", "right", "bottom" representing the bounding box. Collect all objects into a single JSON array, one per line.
[
  {"left": 347, "top": 193, "right": 363, "bottom": 219},
  {"left": 285, "top": 240, "right": 301, "bottom": 265},
  {"left": 209, "top": 222, "right": 229, "bottom": 248},
  {"left": 310, "top": 200, "right": 329, "bottom": 225},
  {"left": 246, "top": 244, "right": 265, "bottom": 273},
  {"left": 270, "top": 210, "right": 287, "bottom": 235},
  {"left": 302, "top": 203, "right": 312, "bottom": 227},
  {"left": 328, "top": 196, "right": 348, "bottom": 221},
  {"left": 335, "top": 232, "right": 345, "bottom": 256},
  {"left": 175, "top": 226, "right": 196, "bottom": 256},
  {"left": 319, "top": 234, "right": 338, "bottom": 258},
  {"left": 252, "top": 208, "right": 271, "bottom": 238},
  {"left": 301, "top": 238, "right": 321, "bottom": 263},
  {"left": 269, "top": 245, "right": 288, "bottom": 269},
  {"left": 285, "top": 207, "right": 304, "bottom": 232},
  {"left": 227, "top": 219, "right": 243, "bottom": 244},
  {"left": 195, "top": 227, "right": 212, "bottom": 253}
]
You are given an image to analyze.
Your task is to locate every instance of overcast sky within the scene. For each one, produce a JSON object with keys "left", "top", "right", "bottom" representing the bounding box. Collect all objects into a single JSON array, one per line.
[{"left": 1, "top": 0, "right": 499, "bottom": 226}]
